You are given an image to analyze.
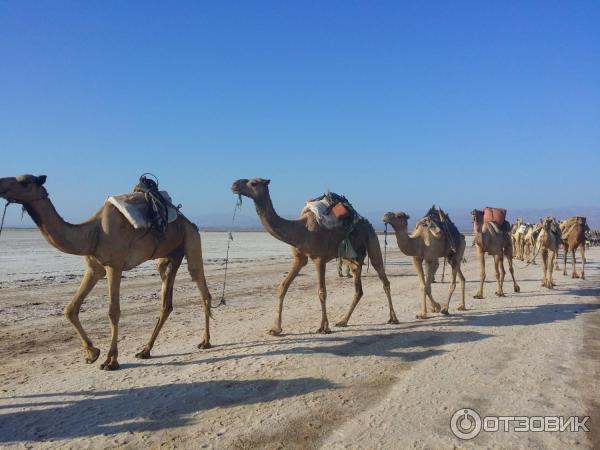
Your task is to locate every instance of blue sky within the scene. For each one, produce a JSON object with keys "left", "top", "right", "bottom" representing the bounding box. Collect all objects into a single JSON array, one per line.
[{"left": 1, "top": 1, "right": 599, "bottom": 227}]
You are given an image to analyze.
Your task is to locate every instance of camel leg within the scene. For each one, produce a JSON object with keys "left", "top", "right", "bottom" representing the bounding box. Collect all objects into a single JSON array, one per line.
[
  {"left": 548, "top": 250, "right": 556, "bottom": 287},
  {"left": 184, "top": 226, "right": 213, "bottom": 349},
  {"left": 64, "top": 257, "right": 105, "bottom": 364},
  {"left": 498, "top": 255, "right": 506, "bottom": 295},
  {"left": 580, "top": 245, "right": 586, "bottom": 280},
  {"left": 492, "top": 255, "right": 503, "bottom": 296},
  {"left": 571, "top": 248, "right": 579, "bottom": 278},
  {"left": 336, "top": 261, "right": 363, "bottom": 327},
  {"left": 271, "top": 252, "right": 308, "bottom": 335},
  {"left": 563, "top": 244, "right": 568, "bottom": 275},
  {"left": 441, "top": 258, "right": 457, "bottom": 315},
  {"left": 413, "top": 257, "right": 429, "bottom": 319},
  {"left": 457, "top": 267, "right": 466, "bottom": 311},
  {"left": 425, "top": 259, "right": 441, "bottom": 312},
  {"left": 371, "top": 257, "right": 399, "bottom": 325},
  {"left": 473, "top": 246, "right": 485, "bottom": 299},
  {"left": 100, "top": 266, "right": 122, "bottom": 370},
  {"left": 541, "top": 249, "right": 549, "bottom": 288},
  {"left": 135, "top": 256, "right": 183, "bottom": 359},
  {"left": 315, "top": 258, "right": 331, "bottom": 334}
]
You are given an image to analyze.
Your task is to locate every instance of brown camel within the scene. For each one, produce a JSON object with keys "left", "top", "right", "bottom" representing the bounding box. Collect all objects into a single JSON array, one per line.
[
  {"left": 0, "top": 175, "right": 212, "bottom": 370},
  {"left": 560, "top": 216, "right": 587, "bottom": 279},
  {"left": 536, "top": 217, "right": 561, "bottom": 289},
  {"left": 383, "top": 208, "right": 466, "bottom": 319},
  {"left": 231, "top": 178, "right": 398, "bottom": 334},
  {"left": 471, "top": 209, "right": 520, "bottom": 298}
]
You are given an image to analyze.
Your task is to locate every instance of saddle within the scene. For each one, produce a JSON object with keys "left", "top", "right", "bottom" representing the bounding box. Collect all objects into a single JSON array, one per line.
[
  {"left": 107, "top": 174, "right": 180, "bottom": 233},
  {"left": 416, "top": 205, "right": 462, "bottom": 254}
]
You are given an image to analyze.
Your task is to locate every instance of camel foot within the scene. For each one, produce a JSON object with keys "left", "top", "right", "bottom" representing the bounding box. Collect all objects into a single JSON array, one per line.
[
  {"left": 85, "top": 346, "right": 101, "bottom": 364},
  {"left": 581, "top": 275, "right": 585, "bottom": 280},
  {"left": 457, "top": 305, "right": 466, "bottom": 311},
  {"left": 431, "top": 302, "right": 441, "bottom": 313},
  {"left": 416, "top": 313, "right": 428, "bottom": 320},
  {"left": 345, "top": 274, "right": 352, "bottom": 278},
  {"left": 495, "top": 291, "right": 506, "bottom": 297},
  {"left": 268, "top": 328, "right": 282, "bottom": 336},
  {"left": 440, "top": 307, "right": 449, "bottom": 315},
  {"left": 317, "top": 327, "right": 332, "bottom": 334},
  {"left": 198, "top": 340, "right": 212, "bottom": 349},
  {"left": 514, "top": 285, "right": 520, "bottom": 293},
  {"left": 100, "top": 357, "right": 119, "bottom": 371},
  {"left": 135, "top": 349, "right": 151, "bottom": 359},
  {"left": 387, "top": 317, "right": 400, "bottom": 325},
  {"left": 473, "top": 294, "right": 483, "bottom": 300},
  {"left": 572, "top": 273, "right": 580, "bottom": 279},
  {"left": 335, "top": 320, "right": 348, "bottom": 327}
]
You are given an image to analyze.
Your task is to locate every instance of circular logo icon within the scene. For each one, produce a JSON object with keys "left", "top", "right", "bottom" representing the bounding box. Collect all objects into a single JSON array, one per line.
[{"left": 450, "top": 408, "right": 482, "bottom": 440}]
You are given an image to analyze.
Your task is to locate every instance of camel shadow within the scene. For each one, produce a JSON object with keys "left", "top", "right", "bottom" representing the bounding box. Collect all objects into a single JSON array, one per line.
[
  {"left": 121, "top": 328, "right": 492, "bottom": 370},
  {"left": 434, "top": 301, "right": 600, "bottom": 328},
  {"left": 0, "top": 377, "right": 334, "bottom": 443}
]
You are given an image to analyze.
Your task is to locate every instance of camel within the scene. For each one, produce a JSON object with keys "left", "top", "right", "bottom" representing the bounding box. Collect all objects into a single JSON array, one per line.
[
  {"left": 0, "top": 175, "right": 212, "bottom": 370},
  {"left": 471, "top": 210, "right": 520, "bottom": 298},
  {"left": 560, "top": 216, "right": 587, "bottom": 279},
  {"left": 523, "top": 222, "right": 541, "bottom": 264},
  {"left": 512, "top": 218, "right": 525, "bottom": 261},
  {"left": 535, "top": 217, "right": 561, "bottom": 289},
  {"left": 231, "top": 178, "right": 398, "bottom": 334},
  {"left": 382, "top": 207, "right": 466, "bottom": 319}
]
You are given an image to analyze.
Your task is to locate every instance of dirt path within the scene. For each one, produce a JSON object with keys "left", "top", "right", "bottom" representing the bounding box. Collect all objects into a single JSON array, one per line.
[{"left": 0, "top": 237, "right": 598, "bottom": 449}]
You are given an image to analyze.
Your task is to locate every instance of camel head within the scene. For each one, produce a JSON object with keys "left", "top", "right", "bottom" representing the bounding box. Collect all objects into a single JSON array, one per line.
[
  {"left": 0, "top": 175, "right": 48, "bottom": 204},
  {"left": 231, "top": 178, "right": 271, "bottom": 201},
  {"left": 470, "top": 209, "right": 484, "bottom": 225},
  {"left": 382, "top": 211, "right": 410, "bottom": 230}
]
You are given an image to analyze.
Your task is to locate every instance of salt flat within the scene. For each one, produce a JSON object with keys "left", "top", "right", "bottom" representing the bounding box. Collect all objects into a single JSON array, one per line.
[{"left": 0, "top": 229, "right": 598, "bottom": 449}]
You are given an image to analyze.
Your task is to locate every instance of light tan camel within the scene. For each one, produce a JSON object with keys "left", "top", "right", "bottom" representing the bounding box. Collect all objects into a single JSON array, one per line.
[
  {"left": 0, "top": 175, "right": 212, "bottom": 370},
  {"left": 536, "top": 217, "right": 561, "bottom": 289},
  {"left": 512, "top": 218, "right": 525, "bottom": 261},
  {"left": 523, "top": 221, "right": 542, "bottom": 264},
  {"left": 471, "top": 209, "right": 520, "bottom": 298},
  {"left": 560, "top": 216, "right": 587, "bottom": 279},
  {"left": 231, "top": 178, "right": 398, "bottom": 334},
  {"left": 382, "top": 208, "right": 466, "bottom": 319}
]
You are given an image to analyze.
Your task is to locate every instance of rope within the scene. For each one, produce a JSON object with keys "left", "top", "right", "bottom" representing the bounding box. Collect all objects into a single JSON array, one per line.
[
  {"left": 383, "top": 223, "right": 388, "bottom": 267},
  {"left": 217, "top": 194, "right": 243, "bottom": 306},
  {"left": 0, "top": 201, "right": 12, "bottom": 241}
]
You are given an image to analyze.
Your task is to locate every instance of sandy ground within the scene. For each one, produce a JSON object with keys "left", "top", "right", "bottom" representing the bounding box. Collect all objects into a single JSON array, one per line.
[{"left": 0, "top": 230, "right": 599, "bottom": 449}]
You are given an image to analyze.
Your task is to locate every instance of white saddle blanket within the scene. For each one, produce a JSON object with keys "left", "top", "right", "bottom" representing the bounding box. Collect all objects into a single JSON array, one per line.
[
  {"left": 107, "top": 191, "right": 179, "bottom": 230},
  {"left": 302, "top": 198, "right": 343, "bottom": 229},
  {"left": 518, "top": 224, "right": 527, "bottom": 234},
  {"left": 483, "top": 221, "right": 501, "bottom": 235}
]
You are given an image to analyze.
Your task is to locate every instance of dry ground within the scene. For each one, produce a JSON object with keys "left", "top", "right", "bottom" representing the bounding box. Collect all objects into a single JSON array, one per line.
[{"left": 0, "top": 232, "right": 598, "bottom": 449}]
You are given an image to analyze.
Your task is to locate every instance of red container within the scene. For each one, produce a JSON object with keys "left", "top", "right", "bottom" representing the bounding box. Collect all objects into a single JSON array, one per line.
[
  {"left": 483, "top": 207, "right": 506, "bottom": 225},
  {"left": 331, "top": 202, "right": 350, "bottom": 219}
]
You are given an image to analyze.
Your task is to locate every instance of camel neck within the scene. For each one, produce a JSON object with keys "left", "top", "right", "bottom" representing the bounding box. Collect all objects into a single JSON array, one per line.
[
  {"left": 24, "top": 198, "right": 99, "bottom": 256},
  {"left": 390, "top": 224, "right": 419, "bottom": 256},
  {"left": 253, "top": 193, "right": 304, "bottom": 247}
]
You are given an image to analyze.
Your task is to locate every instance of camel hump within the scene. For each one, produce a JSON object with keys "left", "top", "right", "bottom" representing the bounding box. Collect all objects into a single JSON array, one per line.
[{"left": 107, "top": 191, "right": 179, "bottom": 230}]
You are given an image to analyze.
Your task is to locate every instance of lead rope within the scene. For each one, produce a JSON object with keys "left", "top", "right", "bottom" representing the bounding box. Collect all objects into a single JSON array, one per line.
[
  {"left": 383, "top": 223, "right": 388, "bottom": 268},
  {"left": 217, "top": 195, "right": 243, "bottom": 307},
  {"left": 0, "top": 201, "right": 12, "bottom": 241}
]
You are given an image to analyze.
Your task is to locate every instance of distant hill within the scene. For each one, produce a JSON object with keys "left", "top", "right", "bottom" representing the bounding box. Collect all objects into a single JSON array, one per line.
[{"left": 190, "top": 206, "right": 600, "bottom": 232}]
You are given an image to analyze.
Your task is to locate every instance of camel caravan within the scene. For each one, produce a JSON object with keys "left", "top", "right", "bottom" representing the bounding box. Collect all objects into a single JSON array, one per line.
[{"left": 0, "top": 174, "right": 591, "bottom": 371}]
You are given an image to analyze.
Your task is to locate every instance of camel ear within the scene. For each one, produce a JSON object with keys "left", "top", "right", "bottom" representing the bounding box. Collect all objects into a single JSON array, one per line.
[
  {"left": 36, "top": 175, "right": 47, "bottom": 186},
  {"left": 264, "top": 179, "right": 270, "bottom": 186}
]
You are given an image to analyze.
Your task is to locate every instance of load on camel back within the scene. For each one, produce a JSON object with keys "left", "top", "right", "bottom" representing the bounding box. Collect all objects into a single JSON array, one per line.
[
  {"left": 302, "top": 191, "right": 363, "bottom": 259},
  {"left": 107, "top": 174, "right": 182, "bottom": 235},
  {"left": 482, "top": 207, "right": 511, "bottom": 233}
]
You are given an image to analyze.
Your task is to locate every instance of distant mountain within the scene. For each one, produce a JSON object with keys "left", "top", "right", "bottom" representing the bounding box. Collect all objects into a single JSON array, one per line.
[{"left": 190, "top": 205, "right": 600, "bottom": 232}]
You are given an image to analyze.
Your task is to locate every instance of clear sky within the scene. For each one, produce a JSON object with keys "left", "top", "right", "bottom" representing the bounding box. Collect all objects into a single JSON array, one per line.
[{"left": 1, "top": 1, "right": 599, "bottom": 227}]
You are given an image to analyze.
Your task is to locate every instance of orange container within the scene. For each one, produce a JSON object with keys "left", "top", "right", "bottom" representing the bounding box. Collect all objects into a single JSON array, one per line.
[
  {"left": 483, "top": 207, "right": 507, "bottom": 225},
  {"left": 331, "top": 202, "right": 349, "bottom": 219}
]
